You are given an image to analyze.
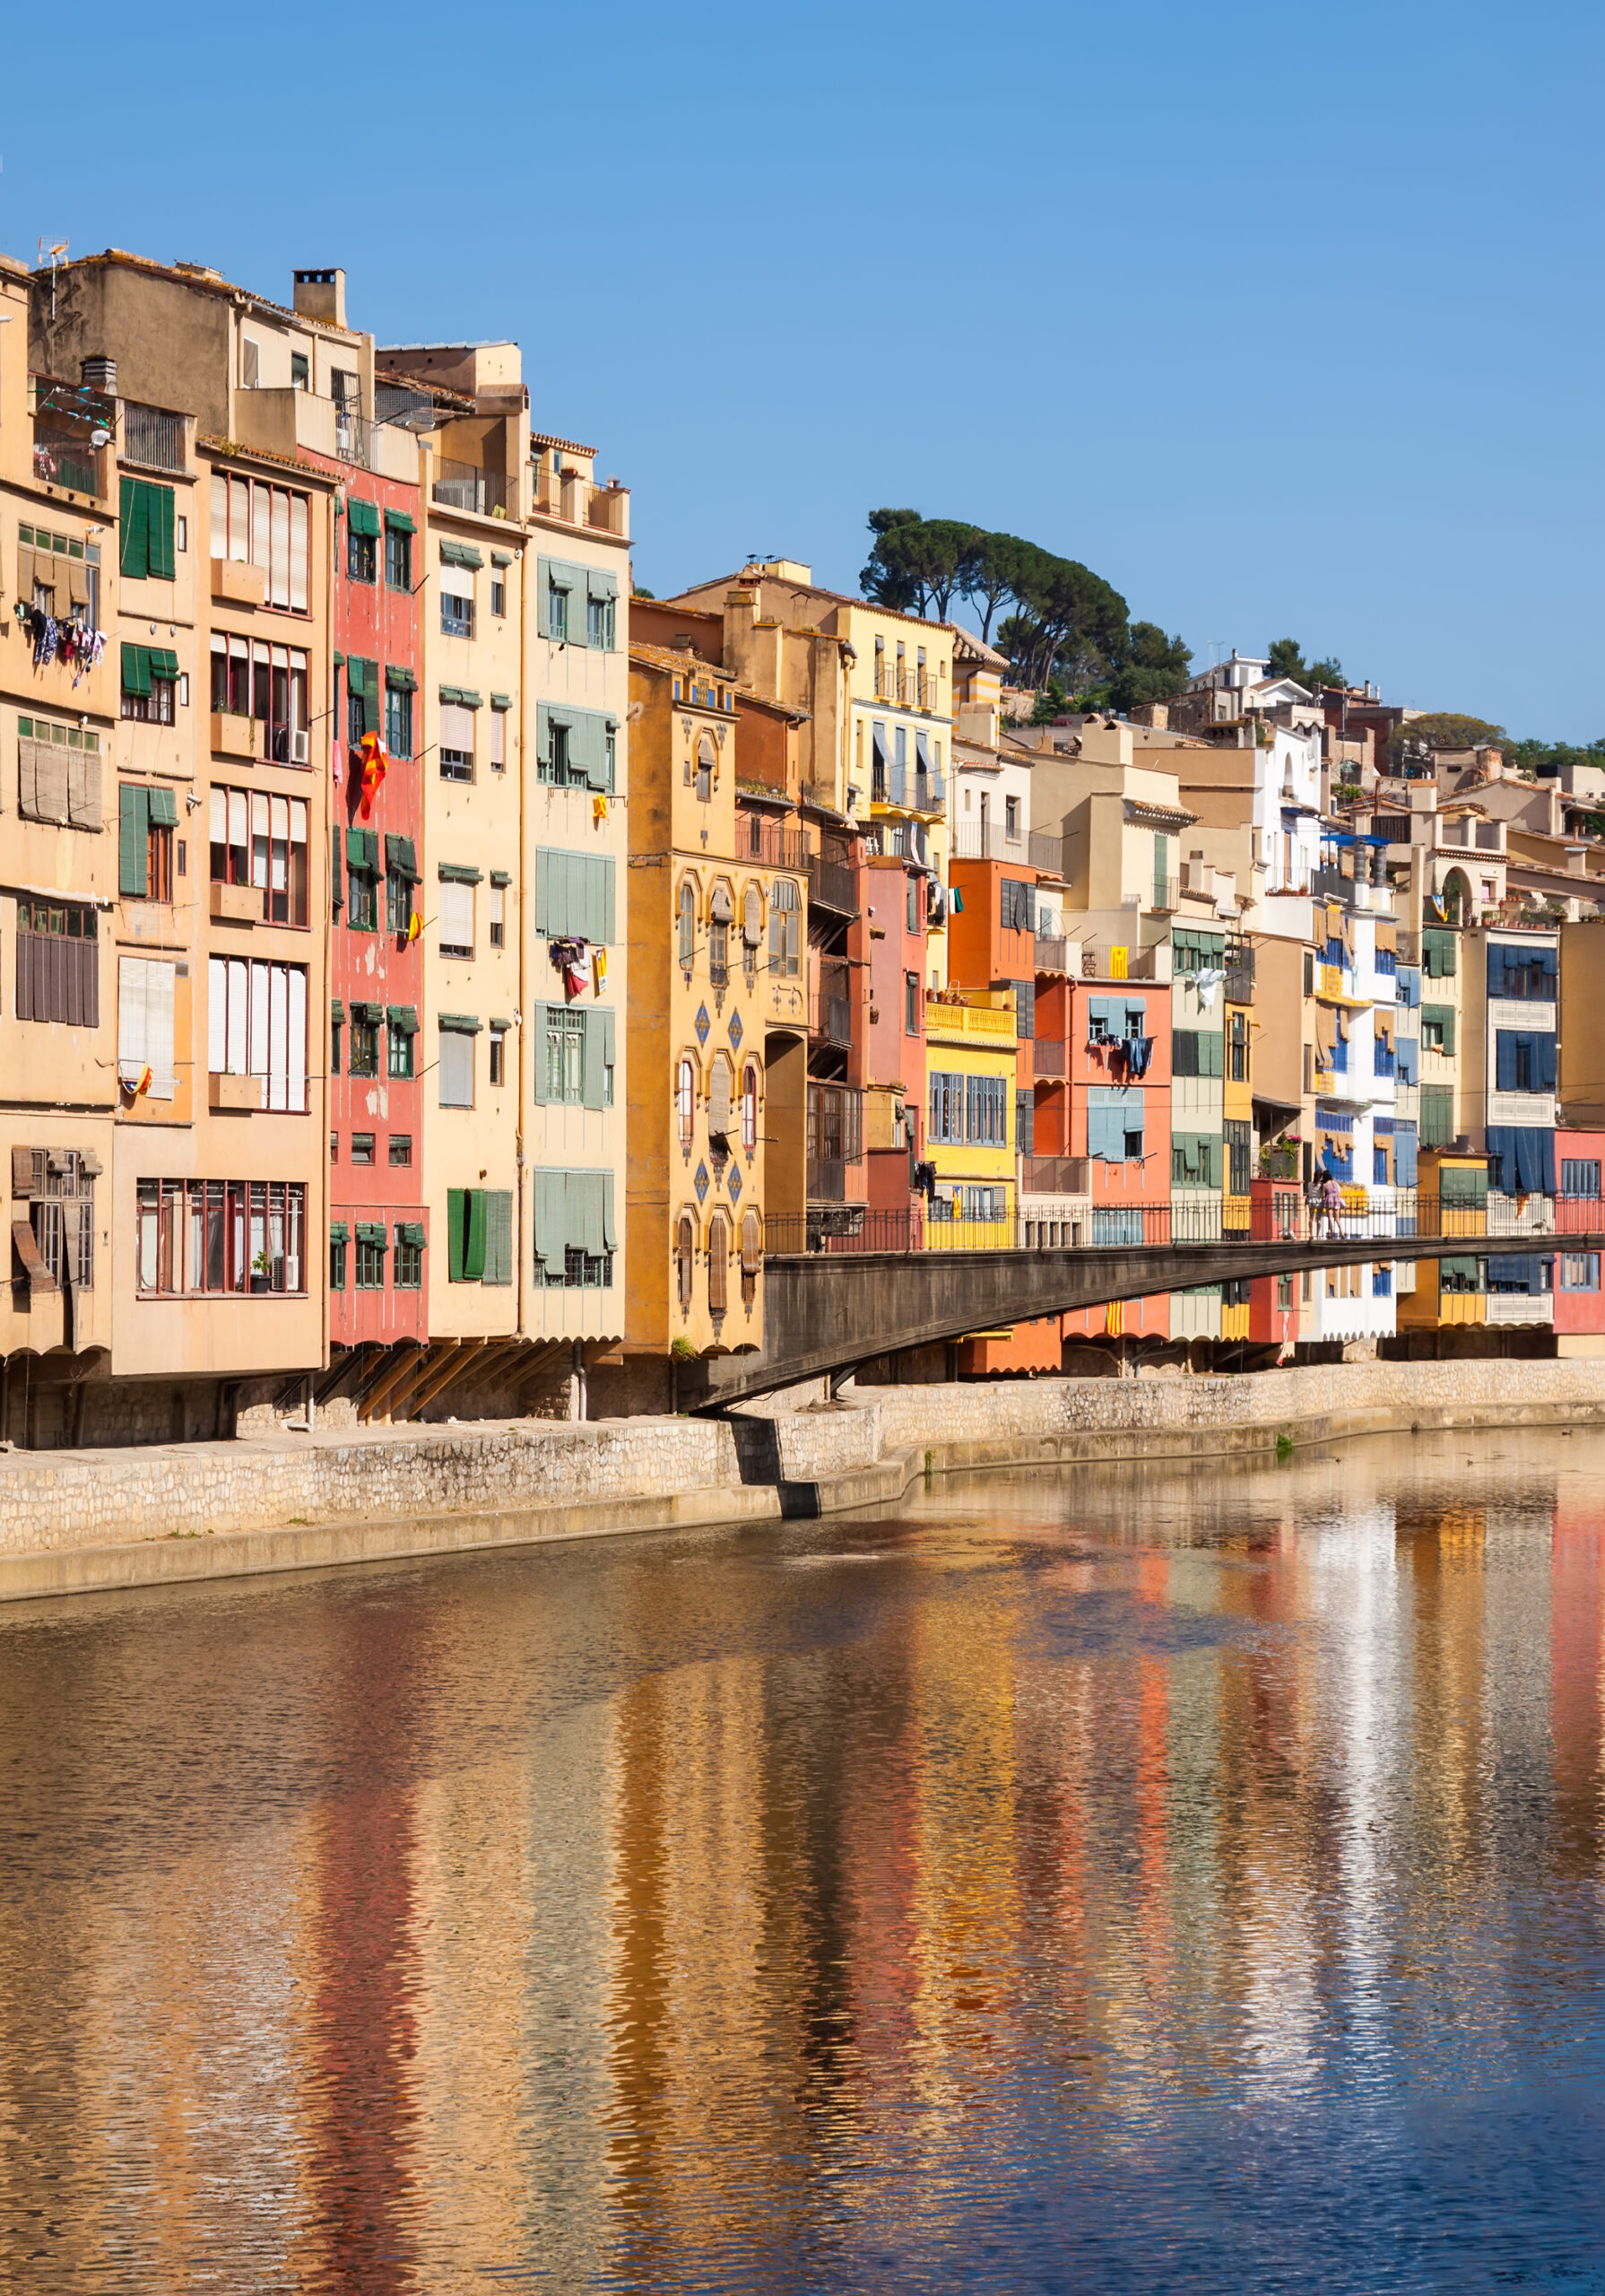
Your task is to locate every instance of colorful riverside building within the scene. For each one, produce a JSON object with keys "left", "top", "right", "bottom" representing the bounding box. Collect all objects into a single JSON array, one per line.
[
  {"left": 620, "top": 641, "right": 774, "bottom": 1403},
  {"left": 923, "top": 988, "right": 1019, "bottom": 1239},
  {"left": 25, "top": 248, "right": 335, "bottom": 1442}
]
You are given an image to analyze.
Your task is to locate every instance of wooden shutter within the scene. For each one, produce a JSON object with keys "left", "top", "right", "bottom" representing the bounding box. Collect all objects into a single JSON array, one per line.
[
  {"left": 17, "top": 736, "right": 41, "bottom": 823},
  {"left": 147, "top": 485, "right": 177, "bottom": 580},
  {"left": 582, "top": 1007, "right": 607, "bottom": 1109},
  {"left": 66, "top": 744, "right": 101, "bottom": 830},
  {"left": 118, "top": 478, "right": 150, "bottom": 579},
  {"left": 464, "top": 1188, "right": 488, "bottom": 1282},
  {"left": 447, "top": 1188, "right": 466, "bottom": 1282},
  {"left": 743, "top": 884, "right": 763, "bottom": 946},
  {"left": 145, "top": 961, "right": 176, "bottom": 1097},
  {"left": 33, "top": 739, "right": 68, "bottom": 826},
  {"left": 708, "top": 1057, "right": 732, "bottom": 1136},
  {"left": 119, "top": 786, "right": 149, "bottom": 895},
  {"left": 596, "top": 855, "right": 616, "bottom": 944},
  {"left": 483, "top": 1191, "right": 513, "bottom": 1285},
  {"left": 533, "top": 1170, "right": 566, "bottom": 1278},
  {"left": 117, "top": 956, "right": 147, "bottom": 1076}
]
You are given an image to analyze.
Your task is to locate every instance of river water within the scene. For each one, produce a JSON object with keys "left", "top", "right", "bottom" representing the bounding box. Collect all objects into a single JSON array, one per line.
[{"left": 3, "top": 1428, "right": 1605, "bottom": 2292}]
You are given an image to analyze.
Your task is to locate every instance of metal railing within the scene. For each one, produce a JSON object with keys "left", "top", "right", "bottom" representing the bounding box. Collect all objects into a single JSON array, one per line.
[
  {"left": 1151, "top": 875, "right": 1180, "bottom": 911},
  {"left": 872, "top": 666, "right": 944, "bottom": 711},
  {"left": 810, "top": 957, "right": 853, "bottom": 1048},
  {"left": 806, "top": 851, "right": 858, "bottom": 916},
  {"left": 122, "top": 403, "right": 186, "bottom": 472},
  {"left": 1029, "top": 831, "right": 1064, "bottom": 876},
  {"left": 32, "top": 432, "right": 100, "bottom": 495},
  {"left": 763, "top": 1193, "right": 1587, "bottom": 1257},
  {"left": 431, "top": 457, "right": 513, "bottom": 517},
  {"left": 875, "top": 763, "right": 946, "bottom": 813},
  {"left": 1035, "top": 933, "right": 1069, "bottom": 975},
  {"left": 739, "top": 814, "right": 810, "bottom": 870}
]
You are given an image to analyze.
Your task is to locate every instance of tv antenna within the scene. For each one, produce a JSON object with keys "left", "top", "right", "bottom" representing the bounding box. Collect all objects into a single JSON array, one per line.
[{"left": 39, "top": 238, "right": 68, "bottom": 320}]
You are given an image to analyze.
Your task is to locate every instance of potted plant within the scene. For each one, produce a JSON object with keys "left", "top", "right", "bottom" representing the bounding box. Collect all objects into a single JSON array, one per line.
[{"left": 249, "top": 1249, "right": 273, "bottom": 1295}]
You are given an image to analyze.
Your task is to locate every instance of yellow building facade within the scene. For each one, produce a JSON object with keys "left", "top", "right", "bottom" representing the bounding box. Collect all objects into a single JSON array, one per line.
[
  {"left": 625, "top": 642, "right": 784, "bottom": 1372},
  {"left": 924, "top": 991, "right": 1018, "bottom": 1243}
]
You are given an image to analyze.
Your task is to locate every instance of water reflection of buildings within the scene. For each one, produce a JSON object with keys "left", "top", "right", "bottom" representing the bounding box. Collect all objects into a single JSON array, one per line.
[{"left": 4, "top": 1439, "right": 1605, "bottom": 2282}]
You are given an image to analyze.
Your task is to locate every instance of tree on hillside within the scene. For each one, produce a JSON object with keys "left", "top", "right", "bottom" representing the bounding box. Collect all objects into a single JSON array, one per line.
[
  {"left": 960, "top": 532, "right": 1028, "bottom": 645},
  {"left": 1504, "top": 735, "right": 1605, "bottom": 779},
  {"left": 1106, "top": 621, "right": 1192, "bottom": 714},
  {"left": 1389, "top": 711, "right": 1507, "bottom": 761},
  {"left": 1267, "top": 636, "right": 1345, "bottom": 693}
]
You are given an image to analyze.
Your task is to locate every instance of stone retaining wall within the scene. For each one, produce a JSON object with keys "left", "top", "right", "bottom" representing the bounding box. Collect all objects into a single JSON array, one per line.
[{"left": 3, "top": 1357, "right": 1605, "bottom": 1599}]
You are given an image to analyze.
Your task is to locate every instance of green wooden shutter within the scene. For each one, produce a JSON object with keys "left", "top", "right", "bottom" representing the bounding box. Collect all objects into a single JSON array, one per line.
[
  {"left": 147, "top": 485, "right": 177, "bottom": 580},
  {"left": 484, "top": 1191, "right": 514, "bottom": 1285},
  {"left": 531, "top": 1002, "right": 549, "bottom": 1105},
  {"left": 118, "top": 786, "right": 149, "bottom": 896},
  {"left": 602, "top": 1169, "right": 616, "bottom": 1253},
  {"left": 447, "top": 1188, "right": 466, "bottom": 1282},
  {"left": 598, "top": 855, "right": 616, "bottom": 944},
  {"left": 603, "top": 1008, "right": 615, "bottom": 1104},
  {"left": 582, "top": 1007, "right": 606, "bottom": 1108},
  {"left": 118, "top": 478, "right": 149, "bottom": 579},
  {"left": 464, "top": 1187, "right": 488, "bottom": 1281}
]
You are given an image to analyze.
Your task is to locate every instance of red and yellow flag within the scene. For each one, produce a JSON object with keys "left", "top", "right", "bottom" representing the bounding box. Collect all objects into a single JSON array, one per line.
[{"left": 356, "top": 730, "right": 391, "bottom": 822}]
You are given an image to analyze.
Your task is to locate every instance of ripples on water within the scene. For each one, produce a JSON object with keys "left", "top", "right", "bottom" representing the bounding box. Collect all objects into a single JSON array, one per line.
[{"left": 4, "top": 1430, "right": 1605, "bottom": 2291}]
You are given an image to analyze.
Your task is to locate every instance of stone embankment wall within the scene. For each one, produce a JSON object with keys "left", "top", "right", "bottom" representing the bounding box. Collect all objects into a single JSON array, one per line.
[{"left": 3, "top": 1357, "right": 1605, "bottom": 1600}]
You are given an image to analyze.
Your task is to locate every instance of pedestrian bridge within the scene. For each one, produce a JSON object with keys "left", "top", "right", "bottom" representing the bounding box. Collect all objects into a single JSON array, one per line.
[{"left": 680, "top": 1199, "right": 1603, "bottom": 1408}]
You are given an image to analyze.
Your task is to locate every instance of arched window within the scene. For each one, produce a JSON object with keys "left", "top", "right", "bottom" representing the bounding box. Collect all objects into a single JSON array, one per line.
[
  {"left": 678, "top": 881, "right": 696, "bottom": 968},
  {"left": 709, "top": 879, "right": 733, "bottom": 986},
  {"left": 741, "top": 1207, "right": 762, "bottom": 1309},
  {"left": 707, "top": 1211, "right": 729, "bottom": 1317},
  {"left": 708, "top": 1054, "right": 733, "bottom": 1143},
  {"left": 676, "top": 1214, "right": 695, "bottom": 1311},
  {"left": 742, "top": 883, "right": 764, "bottom": 981},
  {"left": 677, "top": 1056, "right": 695, "bottom": 1146},
  {"left": 742, "top": 1064, "right": 759, "bottom": 1152},
  {"left": 696, "top": 735, "right": 715, "bottom": 803}
]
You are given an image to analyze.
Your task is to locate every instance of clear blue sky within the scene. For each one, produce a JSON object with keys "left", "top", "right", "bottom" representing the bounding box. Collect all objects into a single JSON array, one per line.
[{"left": 5, "top": 0, "right": 1600, "bottom": 738}]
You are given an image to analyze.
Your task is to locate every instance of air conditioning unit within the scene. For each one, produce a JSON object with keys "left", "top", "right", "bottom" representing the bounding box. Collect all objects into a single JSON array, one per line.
[{"left": 290, "top": 729, "right": 309, "bottom": 765}]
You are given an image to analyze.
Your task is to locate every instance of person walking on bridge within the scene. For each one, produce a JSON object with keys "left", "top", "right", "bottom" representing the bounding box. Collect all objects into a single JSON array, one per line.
[{"left": 1320, "top": 1171, "right": 1346, "bottom": 1241}]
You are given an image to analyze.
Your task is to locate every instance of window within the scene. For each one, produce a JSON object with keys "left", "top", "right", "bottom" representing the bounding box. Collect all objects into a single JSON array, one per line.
[
  {"left": 205, "top": 958, "right": 309, "bottom": 1110},
  {"left": 347, "top": 524, "right": 377, "bottom": 583},
  {"left": 331, "top": 1015, "right": 343, "bottom": 1076},
  {"left": 330, "top": 1230, "right": 347, "bottom": 1292},
  {"left": 387, "top": 1008, "right": 416, "bottom": 1079},
  {"left": 19, "top": 525, "right": 100, "bottom": 625},
  {"left": 119, "top": 785, "right": 178, "bottom": 899},
  {"left": 490, "top": 1026, "right": 507, "bottom": 1087},
  {"left": 1562, "top": 1254, "right": 1601, "bottom": 1291},
  {"left": 389, "top": 1135, "right": 413, "bottom": 1168},
  {"left": 1226, "top": 1119, "right": 1252, "bottom": 1196},
  {"left": 1005, "top": 796, "right": 1019, "bottom": 841},
  {"left": 136, "top": 1179, "right": 306, "bottom": 1295},
  {"left": 928, "top": 1072, "right": 965, "bottom": 1144},
  {"left": 440, "top": 564, "right": 474, "bottom": 637},
  {"left": 350, "top": 1010, "right": 380, "bottom": 1076},
  {"left": 544, "top": 1008, "right": 584, "bottom": 1103},
  {"left": 490, "top": 883, "right": 506, "bottom": 948},
  {"left": 120, "top": 644, "right": 178, "bottom": 724},
  {"left": 1277, "top": 1273, "right": 1293, "bottom": 1310},
  {"left": 385, "top": 524, "right": 412, "bottom": 592},
  {"left": 907, "top": 876, "right": 920, "bottom": 934},
  {"left": 742, "top": 1064, "right": 759, "bottom": 1152},
  {"left": 678, "top": 1057, "right": 695, "bottom": 1146},
  {"left": 385, "top": 682, "right": 412, "bottom": 759},
  {"left": 1421, "top": 1007, "right": 1453, "bottom": 1054},
  {"left": 709, "top": 920, "right": 729, "bottom": 987},
  {"left": 211, "top": 633, "right": 251, "bottom": 718},
  {"left": 118, "top": 479, "right": 178, "bottom": 581},
  {"left": 220, "top": 634, "right": 308, "bottom": 761},
  {"left": 1562, "top": 1160, "right": 1601, "bottom": 1198},
  {"left": 1228, "top": 1010, "right": 1248, "bottom": 1083},
  {"left": 679, "top": 882, "right": 697, "bottom": 969},
  {"left": 491, "top": 575, "right": 506, "bottom": 618},
  {"left": 395, "top": 1223, "right": 424, "bottom": 1288},
  {"left": 906, "top": 972, "right": 922, "bottom": 1035},
  {"left": 769, "top": 878, "right": 801, "bottom": 977},
  {"left": 535, "top": 849, "right": 615, "bottom": 944},
  {"left": 291, "top": 352, "right": 309, "bottom": 391},
  {"left": 351, "top": 1134, "right": 376, "bottom": 1166},
  {"left": 209, "top": 787, "right": 309, "bottom": 926},
  {"left": 115, "top": 955, "right": 177, "bottom": 1098},
  {"left": 438, "top": 1022, "right": 476, "bottom": 1107},
  {"left": 439, "top": 697, "right": 476, "bottom": 782},
  {"left": 16, "top": 713, "right": 103, "bottom": 833},
  {"left": 438, "top": 876, "right": 475, "bottom": 958},
  {"left": 207, "top": 474, "right": 309, "bottom": 611},
  {"left": 586, "top": 591, "right": 615, "bottom": 649},
  {"left": 677, "top": 1214, "right": 694, "bottom": 1309},
  {"left": 447, "top": 1187, "right": 514, "bottom": 1285},
  {"left": 708, "top": 1212, "right": 730, "bottom": 1318},
  {"left": 348, "top": 862, "right": 378, "bottom": 933},
  {"left": 356, "top": 1224, "right": 386, "bottom": 1288},
  {"left": 696, "top": 735, "right": 715, "bottom": 803},
  {"left": 490, "top": 706, "right": 507, "bottom": 773}
]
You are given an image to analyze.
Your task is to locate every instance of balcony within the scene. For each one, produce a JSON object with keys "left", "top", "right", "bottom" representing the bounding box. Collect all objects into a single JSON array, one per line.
[
  {"left": 1150, "top": 874, "right": 1181, "bottom": 913},
  {"left": 809, "top": 957, "right": 854, "bottom": 1048},
  {"left": 872, "top": 762, "right": 946, "bottom": 814},
  {"left": 431, "top": 457, "right": 513, "bottom": 517},
  {"left": 924, "top": 996, "right": 1016, "bottom": 1048},
  {"left": 1028, "top": 831, "right": 1064, "bottom": 877},
  {"left": 1021, "top": 1155, "right": 1089, "bottom": 1197},
  {"left": 807, "top": 1083, "right": 865, "bottom": 1188},
  {"left": 1034, "top": 1039, "right": 1067, "bottom": 1078},
  {"left": 32, "top": 430, "right": 101, "bottom": 498},
  {"left": 805, "top": 847, "right": 858, "bottom": 919},
  {"left": 123, "top": 403, "right": 187, "bottom": 474},
  {"left": 738, "top": 812, "right": 810, "bottom": 870},
  {"left": 30, "top": 372, "right": 114, "bottom": 502},
  {"left": 1035, "top": 933, "right": 1069, "bottom": 975},
  {"left": 872, "top": 665, "right": 943, "bottom": 713},
  {"left": 1080, "top": 941, "right": 1168, "bottom": 983}
]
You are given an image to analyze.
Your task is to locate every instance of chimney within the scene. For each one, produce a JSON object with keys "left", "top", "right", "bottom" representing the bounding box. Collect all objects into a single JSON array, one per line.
[
  {"left": 292, "top": 267, "right": 346, "bottom": 330},
  {"left": 81, "top": 353, "right": 117, "bottom": 395}
]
